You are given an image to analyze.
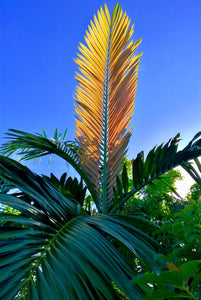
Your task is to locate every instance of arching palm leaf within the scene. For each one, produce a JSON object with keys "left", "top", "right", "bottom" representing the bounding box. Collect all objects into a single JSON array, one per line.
[
  {"left": 1, "top": 128, "right": 99, "bottom": 208},
  {"left": 74, "top": 3, "right": 142, "bottom": 213},
  {"left": 181, "top": 157, "right": 201, "bottom": 185},
  {"left": 1, "top": 128, "right": 78, "bottom": 160},
  {"left": 0, "top": 155, "right": 158, "bottom": 299},
  {"left": 111, "top": 132, "right": 201, "bottom": 213}
]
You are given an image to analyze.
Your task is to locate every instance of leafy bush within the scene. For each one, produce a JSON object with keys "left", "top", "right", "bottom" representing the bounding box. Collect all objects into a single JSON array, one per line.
[{"left": 133, "top": 260, "right": 201, "bottom": 299}]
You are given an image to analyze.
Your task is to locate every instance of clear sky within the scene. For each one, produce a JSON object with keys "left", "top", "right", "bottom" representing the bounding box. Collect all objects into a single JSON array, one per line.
[{"left": 1, "top": 0, "right": 201, "bottom": 184}]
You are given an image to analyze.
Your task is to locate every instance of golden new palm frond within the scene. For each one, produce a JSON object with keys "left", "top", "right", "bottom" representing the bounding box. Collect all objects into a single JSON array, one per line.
[{"left": 74, "top": 3, "right": 142, "bottom": 213}]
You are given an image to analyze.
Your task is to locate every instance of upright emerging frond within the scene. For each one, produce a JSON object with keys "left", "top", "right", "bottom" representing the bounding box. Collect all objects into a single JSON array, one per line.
[{"left": 74, "top": 3, "right": 142, "bottom": 212}]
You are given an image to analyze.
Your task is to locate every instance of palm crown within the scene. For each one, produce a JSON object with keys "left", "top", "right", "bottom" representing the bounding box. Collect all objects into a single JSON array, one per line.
[{"left": 0, "top": 3, "right": 201, "bottom": 300}]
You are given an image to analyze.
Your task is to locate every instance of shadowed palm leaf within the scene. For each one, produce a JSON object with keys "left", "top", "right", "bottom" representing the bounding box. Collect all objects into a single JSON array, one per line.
[
  {"left": 74, "top": 3, "right": 142, "bottom": 213},
  {"left": 43, "top": 172, "right": 87, "bottom": 207},
  {"left": 0, "top": 156, "right": 157, "bottom": 300},
  {"left": 181, "top": 157, "right": 201, "bottom": 185}
]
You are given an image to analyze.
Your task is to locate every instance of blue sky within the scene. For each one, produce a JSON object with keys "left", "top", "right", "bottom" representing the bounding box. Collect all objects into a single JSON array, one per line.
[{"left": 1, "top": 0, "right": 201, "bottom": 178}]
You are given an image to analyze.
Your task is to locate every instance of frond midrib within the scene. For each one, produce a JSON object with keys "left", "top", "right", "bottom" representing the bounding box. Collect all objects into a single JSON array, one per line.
[
  {"left": 102, "top": 44, "right": 111, "bottom": 214},
  {"left": 18, "top": 215, "right": 82, "bottom": 297},
  {"left": 102, "top": 6, "right": 120, "bottom": 214}
]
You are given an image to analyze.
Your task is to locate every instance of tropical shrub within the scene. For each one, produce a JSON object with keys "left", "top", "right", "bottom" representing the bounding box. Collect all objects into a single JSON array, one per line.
[
  {"left": 132, "top": 260, "right": 201, "bottom": 299},
  {"left": 131, "top": 162, "right": 201, "bottom": 299},
  {"left": 118, "top": 161, "right": 185, "bottom": 221},
  {"left": 154, "top": 201, "right": 201, "bottom": 265}
]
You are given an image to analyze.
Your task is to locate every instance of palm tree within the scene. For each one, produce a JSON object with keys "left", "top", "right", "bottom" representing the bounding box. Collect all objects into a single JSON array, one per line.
[{"left": 0, "top": 3, "right": 201, "bottom": 299}]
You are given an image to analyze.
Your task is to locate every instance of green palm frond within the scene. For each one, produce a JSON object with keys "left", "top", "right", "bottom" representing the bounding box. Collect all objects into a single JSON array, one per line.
[
  {"left": 0, "top": 178, "right": 14, "bottom": 194},
  {"left": 1, "top": 128, "right": 78, "bottom": 162},
  {"left": 0, "top": 129, "right": 99, "bottom": 208},
  {"left": 0, "top": 155, "right": 158, "bottom": 299},
  {"left": 74, "top": 3, "right": 142, "bottom": 213},
  {"left": 43, "top": 172, "right": 87, "bottom": 207},
  {"left": 181, "top": 157, "right": 201, "bottom": 185},
  {"left": 111, "top": 132, "right": 201, "bottom": 213},
  {"left": 0, "top": 156, "right": 78, "bottom": 219}
]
